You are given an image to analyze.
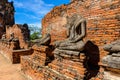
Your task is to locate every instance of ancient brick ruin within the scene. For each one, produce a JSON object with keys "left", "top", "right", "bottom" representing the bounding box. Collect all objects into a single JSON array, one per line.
[
  {"left": 0, "top": 0, "right": 15, "bottom": 38},
  {"left": 6, "top": 24, "right": 30, "bottom": 49},
  {"left": 21, "top": 0, "right": 120, "bottom": 80},
  {"left": 0, "top": 0, "right": 120, "bottom": 80},
  {"left": 0, "top": 0, "right": 31, "bottom": 63}
]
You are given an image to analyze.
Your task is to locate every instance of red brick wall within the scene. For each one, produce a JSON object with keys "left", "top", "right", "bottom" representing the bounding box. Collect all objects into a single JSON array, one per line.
[
  {"left": 21, "top": 1, "right": 120, "bottom": 79},
  {"left": 0, "top": 0, "right": 15, "bottom": 38},
  {"left": 42, "top": 0, "right": 120, "bottom": 58},
  {"left": 0, "top": 16, "right": 4, "bottom": 38},
  {"left": 6, "top": 24, "right": 30, "bottom": 49},
  {"left": 42, "top": 5, "right": 68, "bottom": 43}
]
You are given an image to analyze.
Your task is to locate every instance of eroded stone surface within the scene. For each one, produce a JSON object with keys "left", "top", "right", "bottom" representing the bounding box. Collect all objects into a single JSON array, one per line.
[
  {"left": 102, "top": 55, "right": 120, "bottom": 69},
  {"left": 103, "top": 39, "right": 120, "bottom": 69}
]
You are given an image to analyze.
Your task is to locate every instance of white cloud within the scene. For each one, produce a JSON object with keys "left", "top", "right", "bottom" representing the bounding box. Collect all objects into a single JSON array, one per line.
[
  {"left": 28, "top": 22, "right": 41, "bottom": 28},
  {"left": 14, "top": 0, "right": 54, "bottom": 15},
  {"left": 14, "top": 1, "right": 23, "bottom": 8},
  {"left": 13, "top": 0, "right": 54, "bottom": 28}
]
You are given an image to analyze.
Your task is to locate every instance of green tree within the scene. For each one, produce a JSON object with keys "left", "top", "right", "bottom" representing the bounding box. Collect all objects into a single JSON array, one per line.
[
  {"left": 28, "top": 24, "right": 41, "bottom": 40},
  {"left": 30, "top": 32, "right": 40, "bottom": 40}
]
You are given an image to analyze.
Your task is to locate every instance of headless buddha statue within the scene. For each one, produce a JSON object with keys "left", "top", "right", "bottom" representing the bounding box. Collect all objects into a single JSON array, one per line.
[
  {"left": 53, "top": 14, "right": 86, "bottom": 56},
  {"left": 103, "top": 40, "right": 120, "bottom": 53}
]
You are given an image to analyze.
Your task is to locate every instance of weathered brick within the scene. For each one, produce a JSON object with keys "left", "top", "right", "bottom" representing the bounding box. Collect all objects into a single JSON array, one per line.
[
  {"left": 21, "top": 0, "right": 120, "bottom": 79},
  {"left": 0, "top": 0, "right": 14, "bottom": 38}
]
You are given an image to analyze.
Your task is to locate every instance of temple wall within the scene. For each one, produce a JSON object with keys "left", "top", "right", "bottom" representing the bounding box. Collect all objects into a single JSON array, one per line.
[
  {"left": 42, "top": 0, "right": 120, "bottom": 58},
  {"left": 6, "top": 24, "right": 30, "bottom": 49},
  {"left": 21, "top": 0, "right": 120, "bottom": 79},
  {"left": 0, "top": 0, "right": 15, "bottom": 38}
]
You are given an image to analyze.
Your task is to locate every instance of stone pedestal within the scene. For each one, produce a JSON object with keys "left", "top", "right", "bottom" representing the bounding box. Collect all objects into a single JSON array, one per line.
[
  {"left": 0, "top": 41, "right": 33, "bottom": 63},
  {"left": 12, "top": 49, "right": 33, "bottom": 63},
  {"left": 21, "top": 44, "right": 87, "bottom": 80},
  {"left": 102, "top": 53, "right": 120, "bottom": 74},
  {"left": 21, "top": 45, "right": 53, "bottom": 80},
  {"left": 21, "top": 40, "right": 103, "bottom": 80},
  {"left": 47, "top": 53, "right": 87, "bottom": 80},
  {"left": 102, "top": 42, "right": 120, "bottom": 80},
  {"left": 101, "top": 54, "right": 120, "bottom": 80}
]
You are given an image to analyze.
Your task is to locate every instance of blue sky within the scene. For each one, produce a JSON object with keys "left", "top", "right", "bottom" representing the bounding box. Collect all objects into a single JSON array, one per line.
[{"left": 8, "top": 0, "right": 70, "bottom": 27}]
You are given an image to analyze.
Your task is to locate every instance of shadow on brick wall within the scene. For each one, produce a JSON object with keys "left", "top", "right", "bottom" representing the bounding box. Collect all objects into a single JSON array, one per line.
[{"left": 83, "top": 40, "right": 100, "bottom": 80}]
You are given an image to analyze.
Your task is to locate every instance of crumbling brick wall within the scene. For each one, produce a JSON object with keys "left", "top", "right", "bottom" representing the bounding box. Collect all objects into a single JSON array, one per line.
[
  {"left": 21, "top": 0, "right": 120, "bottom": 79},
  {"left": 42, "top": 0, "right": 120, "bottom": 59},
  {"left": 0, "top": 0, "right": 15, "bottom": 38},
  {"left": 6, "top": 24, "right": 30, "bottom": 49}
]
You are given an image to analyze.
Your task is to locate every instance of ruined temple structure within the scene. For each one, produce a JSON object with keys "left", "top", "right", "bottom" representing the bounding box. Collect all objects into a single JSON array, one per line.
[
  {"left": 21, "top": 0, "right": 120, "bottom": 80},
  {"left": 0, "top": 0, "right": 32, "bottom": 63},
  {"left": 6, "top": 24, "right": 30, "bottom": 49},
  {"left": 0, "top": 0, "right": 120, "bottom": 80},
  {"left": 0, "top": 23, "right": 32, "bottom": 63},
  {"left": 0, "top": 0, "right": 15, "bottom": 38}
]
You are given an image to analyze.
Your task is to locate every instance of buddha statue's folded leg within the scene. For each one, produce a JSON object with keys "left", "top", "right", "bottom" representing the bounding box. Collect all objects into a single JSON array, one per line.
[
  {"left": 53, "top": 48, "right": 82, "bottom": 62},
  {"left": 58, "top": 41, "right": 85, "bottom": 51},
  {"left": 54, "top": 39, "right": 71, "bottom": 47},
  {"left": 53, "top": 41, "right": 64, "bottom": 47},
  {"left": 103, "top": 40, "right": 120, "bottom": 52},
  {"left": 103, "top": 44, "right": 112, "bottom": 51},
  {"left": 110, "top": 44, "right": 120, "bottom": 52},
  {"left": 58, "top": 41, "right": 74, "bottom": 47},
  {"left": 54, "top": 48, "right": 80, "bottom": 57}
]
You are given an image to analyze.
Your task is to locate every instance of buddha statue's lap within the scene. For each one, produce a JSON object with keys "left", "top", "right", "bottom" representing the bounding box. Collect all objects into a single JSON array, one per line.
[
  {"left": 53, "top": 14, "right": 86, "bottom": 56},
  {"left": 57, "top": 40, "right": 85, "bottom": 51},
  {"left": 103, "top": 40, "right": 120, "bottom": 52}
]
